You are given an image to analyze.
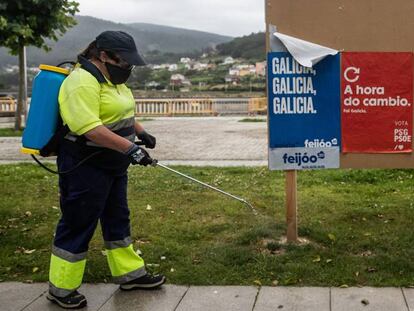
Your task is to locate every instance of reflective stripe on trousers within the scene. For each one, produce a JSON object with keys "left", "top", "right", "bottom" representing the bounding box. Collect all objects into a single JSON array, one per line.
[
  {"left": 49, "top": 149, "right": 145, "bottom": 297},
  {"left": 105, "top": 238, "right": 146, "bottom": 284}
]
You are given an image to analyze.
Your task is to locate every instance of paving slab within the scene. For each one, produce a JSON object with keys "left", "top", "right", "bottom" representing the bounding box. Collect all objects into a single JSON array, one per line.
[
  {"left": 24, "top": 283, "right": 117, "bottom": 311},
  {"left": 0, "top": 282, "right": 47, "bottom": 311},
  {"left": 331, "top": 287, "right": 408, "bottom": 311},
  {"left": 99, "top": 285, "right": 188, "bottom": 311},
  {"left": 403, "top": 288, "right": 414, "bottom": 311},
  {"left": 175, "top": 286, "right": 258, "bottom": 311},
  {"left": 253, "top": 287, "right": 330, "bottom": 311}
]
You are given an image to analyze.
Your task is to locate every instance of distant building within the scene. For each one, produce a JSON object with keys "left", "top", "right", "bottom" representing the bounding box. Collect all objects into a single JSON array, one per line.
[
  {"left": 229, "top": 64, "right": 256, "bottom": 76},
  {"left": 168, "top": 64, "right": 178, "bottom": 72},
  {"left": 229, "top": 68, "right": 240, "bottom": 76},
  {"left": 225, "top": 75, "right": 240, "bottom": 85},
  {"left": 223, "top": 56, "right": 235, "bottom": 65},
  {"left": 151, "top": 65, "right": 163, "bottom": 70},
  {"left": 193, "top": 62, "right": 208, "bottom": 71},
  {"left": 146, "top": 81, "right": 160, "bottom": 88},
  {"left": 170, "top": 74, "right": 192, "bottom": 87},
  {"left": 255, "top": 61, "right": 266, "bottom": 76},
  {"left": 180, "top": 57, "right": 192, "bottom": 64},
  {"left": 4, "top": 65, "right": 19, "bottom": 73}
]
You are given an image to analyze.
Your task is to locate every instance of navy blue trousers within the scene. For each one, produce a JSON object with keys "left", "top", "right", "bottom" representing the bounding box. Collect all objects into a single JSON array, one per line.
[{"left": 54, "top": 149, "right": 131, "bottom": 254}]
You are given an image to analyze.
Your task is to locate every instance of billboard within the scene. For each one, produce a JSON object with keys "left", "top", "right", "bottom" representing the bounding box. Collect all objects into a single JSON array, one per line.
[
  {"left": 341, "top": 52, "right": 413, "bottom": 153},
  {"left": 267, "top": 52, "right": 341, "bottom": 170}
]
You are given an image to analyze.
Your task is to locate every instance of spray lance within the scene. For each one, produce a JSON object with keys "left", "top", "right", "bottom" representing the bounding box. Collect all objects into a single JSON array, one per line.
[
  {"left": 131, "top": 142, "right": 257, "bottom": 215},
  {"left": 150, "top": 160, "right": 257, "bottom": 215}
]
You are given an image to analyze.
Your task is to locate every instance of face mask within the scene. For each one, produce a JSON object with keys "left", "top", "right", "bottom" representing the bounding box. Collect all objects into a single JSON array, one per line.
[{"left": 104, "top": 62, "right": 132, "bottom": 84}]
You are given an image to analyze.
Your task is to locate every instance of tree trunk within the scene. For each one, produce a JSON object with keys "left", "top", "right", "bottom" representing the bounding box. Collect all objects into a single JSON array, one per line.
[{"left": 14, "top": 43, "right": 25, "bottom": 131}]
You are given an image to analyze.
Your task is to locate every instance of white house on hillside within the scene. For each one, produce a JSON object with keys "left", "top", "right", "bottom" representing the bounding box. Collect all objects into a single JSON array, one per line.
[
  {"left": 223, "top": 56, "right": 235, "bottom": 65},
  {"left": 170, "top": 74, "right": 192, "bottom": 87},
  {"left": 168, "top": 64, "right": 178, "bottom": 72}
]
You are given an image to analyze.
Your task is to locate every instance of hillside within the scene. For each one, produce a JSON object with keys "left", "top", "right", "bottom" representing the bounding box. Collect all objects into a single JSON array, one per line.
[
  {"left": 216, "top": 32, "right": 265, "bottom": 61},
  {"left": 0, "top": 16, "right": 232, "bottom": 67}
]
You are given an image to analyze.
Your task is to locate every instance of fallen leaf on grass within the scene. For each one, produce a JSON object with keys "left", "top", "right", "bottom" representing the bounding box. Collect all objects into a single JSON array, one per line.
[
  {"left": 326, "top": 259, "right": 333, "bottom": 263},
  {"left": 23, "top": 249, "right": 36, "bottom": 254},
  {"left": 52, "top": 206, "right": 58, "bottom": 210},
  {"left": 339, "top": 284, "right": 349, "bottom": 288},
  {"left": 146, "top": 204, "right": 152, "bottom": 211},
  {"left": 25, "top": 211, "right": 32, "bottom": 217},
  {"left": 312, "top": 255, "right": 321, "bottom": 263},
  {"left": 253, "top": 280, "right": 262, "bottom": 286},
  {"left": 328, "top": 233, "right": 336, "bottom": 241},
  {"left": 32, "top": 267, "right": 39, "bottom": 273},
  {"left": 272, "top": 280, "right": 279, "bottom": 286},
  {"left": 146, "top": 264, "right": 160, "bottom": 268}
]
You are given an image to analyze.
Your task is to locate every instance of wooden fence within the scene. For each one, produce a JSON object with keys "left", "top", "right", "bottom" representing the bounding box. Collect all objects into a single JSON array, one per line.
[
  {"left": 135, "top": 97, "right": 267, "bottom": 116},
  {"left": 135, "top": 98, "right": 215, "bottom": 116},
  {"left": 0, "top": 97, "right": 16, "bottom": 117}
]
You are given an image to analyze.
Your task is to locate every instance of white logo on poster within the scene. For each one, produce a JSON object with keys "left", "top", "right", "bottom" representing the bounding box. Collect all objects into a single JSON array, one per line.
[
  {"left": 304, "top": 138, "right": 338, "bottom": 148},
  {"left": 269, "top": 147, "right": 340, "bottom": 171},
  {"left": 344, "top": 67, "right": 360, "bottom": 83}
]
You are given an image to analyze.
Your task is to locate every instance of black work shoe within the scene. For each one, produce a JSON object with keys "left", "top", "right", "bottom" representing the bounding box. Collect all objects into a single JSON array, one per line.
[
  {"left": 120, "top": 273, "right": 166, "bottom": 290},
  {"left": 46, "top": 290, "right": 87, "bottom": 309}
]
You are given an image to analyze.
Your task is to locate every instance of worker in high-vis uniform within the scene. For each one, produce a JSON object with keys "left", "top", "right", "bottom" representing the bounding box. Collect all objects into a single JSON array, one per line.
[{"left": 47, "top": 31, "right": 165, "bottom": 309}]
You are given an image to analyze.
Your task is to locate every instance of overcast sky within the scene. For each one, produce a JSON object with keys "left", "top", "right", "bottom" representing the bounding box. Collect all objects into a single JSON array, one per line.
[{"left": 77, "top": 0, "right": 265, "bottom": 37}]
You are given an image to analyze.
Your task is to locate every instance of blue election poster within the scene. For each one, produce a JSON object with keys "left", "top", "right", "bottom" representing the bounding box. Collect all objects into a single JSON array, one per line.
[{"left": 267, "top": 52, "right": 341, "bottom": 170}]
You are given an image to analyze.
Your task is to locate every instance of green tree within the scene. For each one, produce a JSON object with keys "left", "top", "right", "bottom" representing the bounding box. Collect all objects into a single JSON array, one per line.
[{"left": 0, "top": 0, "right": 79, "bottom": 130}]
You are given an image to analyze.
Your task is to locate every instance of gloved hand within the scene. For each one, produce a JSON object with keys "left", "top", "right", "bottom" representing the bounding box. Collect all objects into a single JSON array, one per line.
[
  {"left": 126, "top": 144, "right": 154, "bottom": 166},
  {"left": 137, "top": 130, "right": 156, "bottom": 149}
]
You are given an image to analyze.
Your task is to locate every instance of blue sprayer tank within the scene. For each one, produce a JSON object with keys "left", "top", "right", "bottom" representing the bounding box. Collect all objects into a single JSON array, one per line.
[{"left": 21, "top": 65, "right": 70, "bottom": 155}]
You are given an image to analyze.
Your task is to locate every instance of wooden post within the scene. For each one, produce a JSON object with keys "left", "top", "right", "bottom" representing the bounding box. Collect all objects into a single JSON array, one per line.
[{"left": 285, "top": 170, "right": 298, "bottom": 242}]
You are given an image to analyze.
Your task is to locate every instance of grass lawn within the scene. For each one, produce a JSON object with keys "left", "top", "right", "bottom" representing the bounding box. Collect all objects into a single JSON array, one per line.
[
  {"left": 0, "top": 128, "right": 23, "bottom": 137},
  {"left": 0, "top": 164, "right": 413, "bottom": 287}
]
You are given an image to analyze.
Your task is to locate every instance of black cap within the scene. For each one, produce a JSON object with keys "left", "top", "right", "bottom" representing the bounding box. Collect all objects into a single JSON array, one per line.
[{"left": 96, "top": 31, "right": 146, "bottom": 66}]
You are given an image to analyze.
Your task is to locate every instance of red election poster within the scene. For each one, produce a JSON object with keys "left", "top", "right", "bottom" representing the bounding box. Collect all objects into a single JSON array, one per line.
[{"left": 341, "top": 52, "right": 413, "bottom": 153}]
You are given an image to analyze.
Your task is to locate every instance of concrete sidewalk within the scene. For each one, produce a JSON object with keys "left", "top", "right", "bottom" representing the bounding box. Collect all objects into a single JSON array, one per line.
[
  {"left": 0, "top": 117, "right": 268, "bottom": 166},
  {"left": 1, "top": 283, "right": 413, "bottom": 311}
]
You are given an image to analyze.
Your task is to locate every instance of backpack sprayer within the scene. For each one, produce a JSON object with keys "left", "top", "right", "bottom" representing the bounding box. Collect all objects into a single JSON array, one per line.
[{"left": 21, "top": 64, "right": 257, "bottom": 215}]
